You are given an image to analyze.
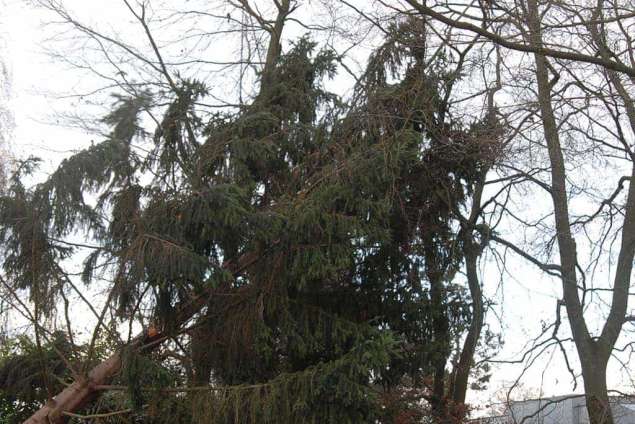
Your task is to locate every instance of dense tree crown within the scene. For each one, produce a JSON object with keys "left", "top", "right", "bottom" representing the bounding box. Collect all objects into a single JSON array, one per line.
[
  {"left": 0, "top": 15, "right": 500, "bottom": 423},
  {"left": 1, "top": 1, "right": 634, "bottom": 424}
]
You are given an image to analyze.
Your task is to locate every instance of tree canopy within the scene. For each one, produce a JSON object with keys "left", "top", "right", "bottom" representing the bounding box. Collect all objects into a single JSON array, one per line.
[{"left": 3, "top": 1, "right": 635, "bottom": 424}]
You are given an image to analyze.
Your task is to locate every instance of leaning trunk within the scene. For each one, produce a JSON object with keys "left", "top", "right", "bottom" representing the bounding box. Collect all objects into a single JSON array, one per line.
[
  {"left": 23, "top": 247, "right": 264, "bottom": 423},
  {"left": 25, "top": 346, "right": 127, "bottom": 424}
]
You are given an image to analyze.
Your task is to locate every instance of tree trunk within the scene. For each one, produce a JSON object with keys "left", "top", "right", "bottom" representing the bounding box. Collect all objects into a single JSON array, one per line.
[
  {"left": 24, "top": 348, "right": 125, "bottom": 424},
  {"left": 256, "top": 0, "right": 290, "bottom": 96},
  {"left": 525, "top": 1, "right": 633, "bottom": 423},
  {"left": 450, "top": 240, "right": 483, "bottom": 406},
  {"left": 22, "top": 246, "right": 265, "bottom": 423},
  {"left": 582, "top": 361, "right": 613, "bottom": 424}
]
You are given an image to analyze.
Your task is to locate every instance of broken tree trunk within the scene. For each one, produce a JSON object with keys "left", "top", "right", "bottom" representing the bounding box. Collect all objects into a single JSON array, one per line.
[{"left": 23, "top": 248, "right": 263, "bottom": 423}]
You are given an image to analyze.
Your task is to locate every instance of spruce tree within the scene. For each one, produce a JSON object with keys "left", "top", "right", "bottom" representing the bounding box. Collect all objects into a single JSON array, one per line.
[{"left": 1, "top": 12, "right": 503, "bottom": 424}]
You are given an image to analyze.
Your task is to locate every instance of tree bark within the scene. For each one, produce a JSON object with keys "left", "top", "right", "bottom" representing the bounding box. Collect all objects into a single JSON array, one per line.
[
  {"left": 450, "top": 240, "right": 483, "bottom": 406},
  {"left": 25, "top": 342, "right": 130, "bottom": 424},
  {"left": 583, "top": 361, "right": 613, "bottom": 424},
  {"left": 253, "top": 0, "right": 290, "bottom": 96}
]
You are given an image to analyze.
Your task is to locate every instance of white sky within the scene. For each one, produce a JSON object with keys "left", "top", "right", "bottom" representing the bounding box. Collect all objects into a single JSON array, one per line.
[{"left": 2, "top": 0, "right": 634, "bottom": 416}]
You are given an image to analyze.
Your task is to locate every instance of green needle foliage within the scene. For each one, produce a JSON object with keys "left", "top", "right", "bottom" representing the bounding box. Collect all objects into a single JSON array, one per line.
[
  {"left": 0, "top": 18, "right": 503, "bottom": 423},
  {"left": 0, "top": 333, "right": 72, "bottom": 423}
]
